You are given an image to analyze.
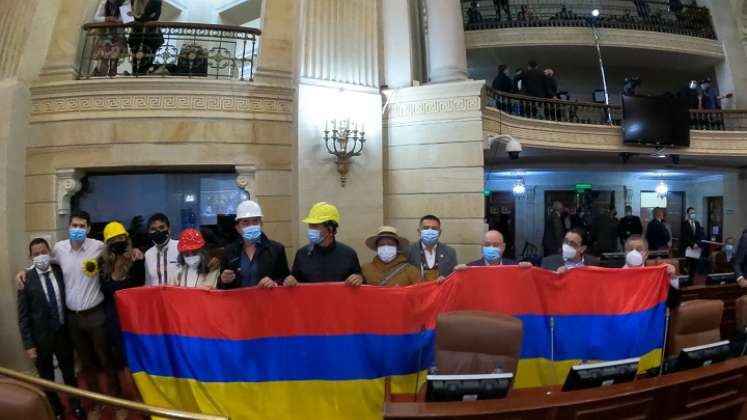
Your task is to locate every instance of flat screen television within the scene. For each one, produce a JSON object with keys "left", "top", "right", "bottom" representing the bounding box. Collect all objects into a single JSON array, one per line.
[
  {"left": 562, "top": 358, "right": 640, "bottom": 391},
  {"left": 426, "top": 373, "right": 513, "bottom": 402},
  {"left": 621, "top": 95, "right": 690, "bottom": 147}
]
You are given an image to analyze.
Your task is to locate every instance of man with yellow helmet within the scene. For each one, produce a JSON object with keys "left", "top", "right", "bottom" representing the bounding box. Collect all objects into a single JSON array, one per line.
[{"left": 283, "top": 202, "right": 363, "bottom": 286}]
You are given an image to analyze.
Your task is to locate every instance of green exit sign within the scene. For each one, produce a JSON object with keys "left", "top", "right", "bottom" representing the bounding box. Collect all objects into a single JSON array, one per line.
[{"left": 575, "top": 183, "right": 592, "bottom": 191}]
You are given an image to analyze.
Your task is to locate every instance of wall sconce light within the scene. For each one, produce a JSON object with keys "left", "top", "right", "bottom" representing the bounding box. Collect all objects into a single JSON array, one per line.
[
  {"left": 323, "top": 119, "right": 366, "bottom": 187},
  {"left": 655, "top": 181, "right": 669, "bottom": 199}
]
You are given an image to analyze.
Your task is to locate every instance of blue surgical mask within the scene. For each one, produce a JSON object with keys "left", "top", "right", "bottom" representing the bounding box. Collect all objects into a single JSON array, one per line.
[
  {"left": 242, "top": 225, "right": 262, "bottom": 243},
  {"left": 726, "top": 244, "right": 734, "bottom": 253},
  {"left": 420, "top": 229, "right": 440, "bottom": 245},
  {"left": 307, "top": 228, "right": 322, "bottom": 244},
  {"left": 483, "top": 246, "right": 502, "bottom": 262},
  {"left": 69, "top": 227, "right": 87, "bottom": 242}
]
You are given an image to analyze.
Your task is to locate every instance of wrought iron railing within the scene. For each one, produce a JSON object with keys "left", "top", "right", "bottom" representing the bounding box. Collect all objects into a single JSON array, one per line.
[
  {"left": 484, "top": 87, "right": 747, "bottom": 131},
  {"left": 461, "top": 1, "right": 716, "bottom": 39},
  {"left": 78, "top": 22, "right": 261, "bottom": 80}
]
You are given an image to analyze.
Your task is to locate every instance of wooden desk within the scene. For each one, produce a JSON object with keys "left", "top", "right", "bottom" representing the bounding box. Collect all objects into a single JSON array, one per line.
[
  {"left": 384, "top": 356, "right": 747, "bottom": 419},
  {"left": 681, "top": 283, "right": 747, "bottom": 337}
]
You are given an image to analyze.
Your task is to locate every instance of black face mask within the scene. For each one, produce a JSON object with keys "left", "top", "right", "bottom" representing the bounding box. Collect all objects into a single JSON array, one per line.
[
  {"left": 149, "top": 230, "right": 169, "bottom": 246},
  {"left": 110, "top": 241, "right": 129, "bottom": 255}
]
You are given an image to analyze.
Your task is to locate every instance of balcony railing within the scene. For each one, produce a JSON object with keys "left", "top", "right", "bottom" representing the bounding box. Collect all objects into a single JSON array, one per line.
[
  {"left": 484, "top": 87, "right": 747, "bottom": 131},
  {"left": 461, "top": 1, "right": 716, "bottom": 39},
  {"left": 78, "top": 22, "right": 261, "bottom": 80}
]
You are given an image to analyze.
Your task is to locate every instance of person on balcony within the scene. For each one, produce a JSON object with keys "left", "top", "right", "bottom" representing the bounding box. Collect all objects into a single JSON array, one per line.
[
  {"left": 92, "top": 0, "right": 129, "bottom": 77},
  {"left": 466, "top": 1, "right": 482, "bottom": 26},
  {"left": 493, "top": 0, "right": 510, "bottom": 21},
  {"left": 127, "top": 0, "right": 163, "bottom": 75}
]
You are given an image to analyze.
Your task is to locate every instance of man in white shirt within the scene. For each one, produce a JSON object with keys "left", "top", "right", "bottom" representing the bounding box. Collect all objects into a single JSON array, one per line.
[
  {"left": 144, "top": 213, "right": 180, "bottom": 286},
  {"left": 54, "top": 210, "right": 122, "bottom": 399}
]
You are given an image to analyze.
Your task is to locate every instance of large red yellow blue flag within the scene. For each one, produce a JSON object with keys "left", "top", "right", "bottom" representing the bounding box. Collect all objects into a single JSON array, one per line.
[{"left": 116, "top": 265, "right": 669, "bottom": 419}]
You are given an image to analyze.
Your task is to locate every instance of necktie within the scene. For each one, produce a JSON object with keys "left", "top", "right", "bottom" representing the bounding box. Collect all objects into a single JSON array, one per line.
[{"left": 42, "top": 272, "right": 61, "bottom": 331}]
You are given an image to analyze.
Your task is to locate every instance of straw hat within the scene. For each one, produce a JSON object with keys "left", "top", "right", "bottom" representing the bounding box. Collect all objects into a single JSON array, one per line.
[{"left": 365, "top": 226, "right": 409, "bottom": 252}]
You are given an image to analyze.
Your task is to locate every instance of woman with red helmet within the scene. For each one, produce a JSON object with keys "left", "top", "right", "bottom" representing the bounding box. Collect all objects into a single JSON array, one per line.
[{"left": 176, "top": 228, "right": 219, "bottom": 288}]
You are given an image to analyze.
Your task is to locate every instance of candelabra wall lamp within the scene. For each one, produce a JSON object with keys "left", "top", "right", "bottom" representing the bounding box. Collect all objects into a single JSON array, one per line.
[{"left": 323, "top": 119, "right": 366, "bottom": 187}]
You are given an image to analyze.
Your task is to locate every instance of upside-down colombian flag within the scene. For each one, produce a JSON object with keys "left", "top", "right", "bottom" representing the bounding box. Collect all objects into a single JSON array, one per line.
[{"left": 116, "top": 265, "right": 669, "bottom": 420}]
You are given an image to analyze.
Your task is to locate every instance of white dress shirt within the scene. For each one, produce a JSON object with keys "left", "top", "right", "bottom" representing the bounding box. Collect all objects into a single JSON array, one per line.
[
  {"left": 53, "top": 238, "right": 105, "bottom": 311},
  {"left": 144, "top": 239, "right": 180, "bottom": 286},
  {"left": 422, "top": 243, "right": 438, "bottom": 269},
  {"left": 35, "top": 267, "right": 64, "bottom": 323}
]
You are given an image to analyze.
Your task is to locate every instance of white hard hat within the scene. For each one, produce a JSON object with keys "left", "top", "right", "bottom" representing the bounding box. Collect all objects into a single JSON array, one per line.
[{"left": 235, "top": 200, "right": 263, "bottom": 220}]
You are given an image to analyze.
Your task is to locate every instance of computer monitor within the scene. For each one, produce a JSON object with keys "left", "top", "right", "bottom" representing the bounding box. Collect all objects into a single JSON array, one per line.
[
  {"left": 562, "top": 358, "right": 640, "bottom": 391},
  {"left": 670, "top": 340, "right": 730, "bottom": 373},
  {"left": 706, "top": 272, "right": 736, "bottom": 285},
  {"left": 426, "top": 373, "right": 513, "bottom": 402}
]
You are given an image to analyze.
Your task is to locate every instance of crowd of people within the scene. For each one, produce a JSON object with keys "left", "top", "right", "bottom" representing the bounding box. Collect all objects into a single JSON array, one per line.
[
  {"left": 16, "top": 197, "right": 747, "bottom": 419},
  {"left": 542, "top": 202, "right": 741, "bottom": 281},
  {"left": 465, "top": 0, "right": 714, "bottom": 37}
]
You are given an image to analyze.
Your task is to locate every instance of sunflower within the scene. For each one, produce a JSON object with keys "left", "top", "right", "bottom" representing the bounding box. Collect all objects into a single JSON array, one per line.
[{"left": 81, "top": 258, "right": 99, "bottom": 277}]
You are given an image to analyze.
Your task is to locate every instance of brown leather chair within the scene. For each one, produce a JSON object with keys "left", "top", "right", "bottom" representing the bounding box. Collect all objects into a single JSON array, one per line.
[
  {"left": 435, "top": 310, "right": 523, "bottom": 375},
  {"left": 668, "top": 299, "right": 724, "bottom": 356},
  {"left": 0, "top": 378, "right": 55, "bottom": 420},
  {"left": 736, "top": 295, "right": 747, "bottom": 334}
]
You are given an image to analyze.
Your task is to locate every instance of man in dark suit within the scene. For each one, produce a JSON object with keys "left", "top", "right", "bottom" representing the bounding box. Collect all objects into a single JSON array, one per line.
[
  {"left": 543, "top": 201, "right": 565, "bottom": 256},
  {"left": 680, "top": 206, "right": 704, "bottom": 279},
  {"left": 17, "top": 238, "right": 83, "bottom": 420},
  {"left": 734, "top": 230, "right": 747, "bottom": 288},
  {"left": 618, "top": 205, "right": 643, "bottom": 247},
  {"left": 523, "top": 60, "right": 546, "bottom": 98},
  {"left": 542, "top": 228, "right": 600, "bottom": 272},
  {"left": 645, "top": 207, "right": 671, "bottom": 252}
]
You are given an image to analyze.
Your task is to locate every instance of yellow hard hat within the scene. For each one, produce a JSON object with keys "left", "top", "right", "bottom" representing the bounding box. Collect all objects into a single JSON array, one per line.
[
  {"left": 103, "top": 221, "right": 128, "bottom": 242},
  {"left": 302, "top": 202, "right": 340, "bottom": 224}
]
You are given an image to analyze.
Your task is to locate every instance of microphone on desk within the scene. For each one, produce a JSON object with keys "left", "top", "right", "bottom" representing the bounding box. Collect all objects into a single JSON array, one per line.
[{"left": 413, "top": 324, "right": 427, "bottom": 402}]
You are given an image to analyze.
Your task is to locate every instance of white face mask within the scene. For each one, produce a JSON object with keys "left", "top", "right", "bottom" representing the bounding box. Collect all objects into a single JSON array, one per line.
[
  {"left": 184, "top": 255, "right": 201, "bottom": 268},
  {"left": 377, "top": 245, "right": 398, "bottom": 264},
  {"left": 562, "top": 243, "right": 577, "bottom": 260},
  {"left": 33, "top": 254, "right": 51, "bottom": 272},
  {"left": 625, "top": 250, "right": 644, "bottom": 267}
]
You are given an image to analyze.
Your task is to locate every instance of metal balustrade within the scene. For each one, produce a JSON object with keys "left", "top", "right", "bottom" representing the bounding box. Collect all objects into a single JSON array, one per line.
[
  {"left": 78, "top": 22, "right": 261, "bottom": 80},
  {"left": 461, "top": 1, "right": 716, "bottom": 39}
]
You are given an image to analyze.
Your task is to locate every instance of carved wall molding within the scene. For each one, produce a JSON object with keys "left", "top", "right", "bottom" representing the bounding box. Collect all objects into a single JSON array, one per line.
[
  {"left": 30, "top": 79, "right": 294, "bottom": 123},
  {"left": 386, "top": 96, "right": 482, "bottom": 120},
  {"left": 466, "top": 27, "right": 724, "bottom": 58},
  {"left": 483, "top": 107, "right": 747, "bottom": 156},
  {"left": 383, "top": 80, "right": 485, "bottom": 123},
  {"left": 55, "top": 168, "right": 82, "bottom": 216},
  {"left": 235, "top": 164, "right": 257, "bottom": 198}
]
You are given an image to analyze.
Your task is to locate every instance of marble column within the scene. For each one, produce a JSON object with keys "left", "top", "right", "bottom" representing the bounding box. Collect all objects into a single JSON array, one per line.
[
  {"left": 702, "top": 0, "right": 747, "bottom": 108},
  {"left": 425, "top": 0, "right": 468, "bottom": 83}
]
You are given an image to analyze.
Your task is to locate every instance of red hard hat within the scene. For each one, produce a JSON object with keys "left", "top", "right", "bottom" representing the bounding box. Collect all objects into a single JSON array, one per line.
[{"left": 177, "top": 228, "right": 205, "bottom": 253}]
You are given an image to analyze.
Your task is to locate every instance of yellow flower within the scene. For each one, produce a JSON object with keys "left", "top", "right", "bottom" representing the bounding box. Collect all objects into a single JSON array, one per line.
[{"left": 81, "top": 258, "right": 99, "bottom": 277}]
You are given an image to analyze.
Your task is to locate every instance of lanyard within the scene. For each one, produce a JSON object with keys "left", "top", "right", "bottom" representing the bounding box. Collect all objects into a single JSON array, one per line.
[{"left": 156, "top": 245, "right": 169, "bottom": 285}]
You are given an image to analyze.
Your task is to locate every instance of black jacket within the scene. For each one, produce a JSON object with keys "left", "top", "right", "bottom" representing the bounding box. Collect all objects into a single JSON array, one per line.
[
  {"left": 645, "top": 219, "right": 671, "bottom": 251},
  {"left": 618, "top": 215, "right": 643, "bottom": 243},
  {"left": 680, "top": 218, "right": 703, "bottom": 256},
  {"left": 522, "top": 68, "right": 547, "bottom": 98},
  {"left": 292, "top": 240, "right": 361, "bottom": 283},
  {"left": 17, "top": 264, "right": 66, "bottom": 350},
  {"left": 544, "top": 75, "right": 558, "bottom": 98},
  {"left": 134, "top": 0, "right": 162, "bottom": 22},
  {"left": 219, "top": 234, "right": 290, "bottom": 288},
  {"left": 540, "top": 254, "right": 600, "bottom": 271},
  {"left": 733, "top": 230, "right": 747, "bottom": 279},
  {"left": 492, "top": 73, "right": 513, "bottom": 92}
]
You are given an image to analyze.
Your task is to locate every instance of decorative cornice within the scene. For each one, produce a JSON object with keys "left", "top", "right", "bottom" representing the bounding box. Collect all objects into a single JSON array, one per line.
[
  {"left": 466, "top": 27, "right": 724, "bottom": 58},
  {"left": 483, "top": 107, "right": 747, "bottom": 155},
  {"left": 383, "top": 80, "right": 485, "bottom": 123},
  {"left": 30, "top": 79, "right": 294, "bottom": 123}
]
